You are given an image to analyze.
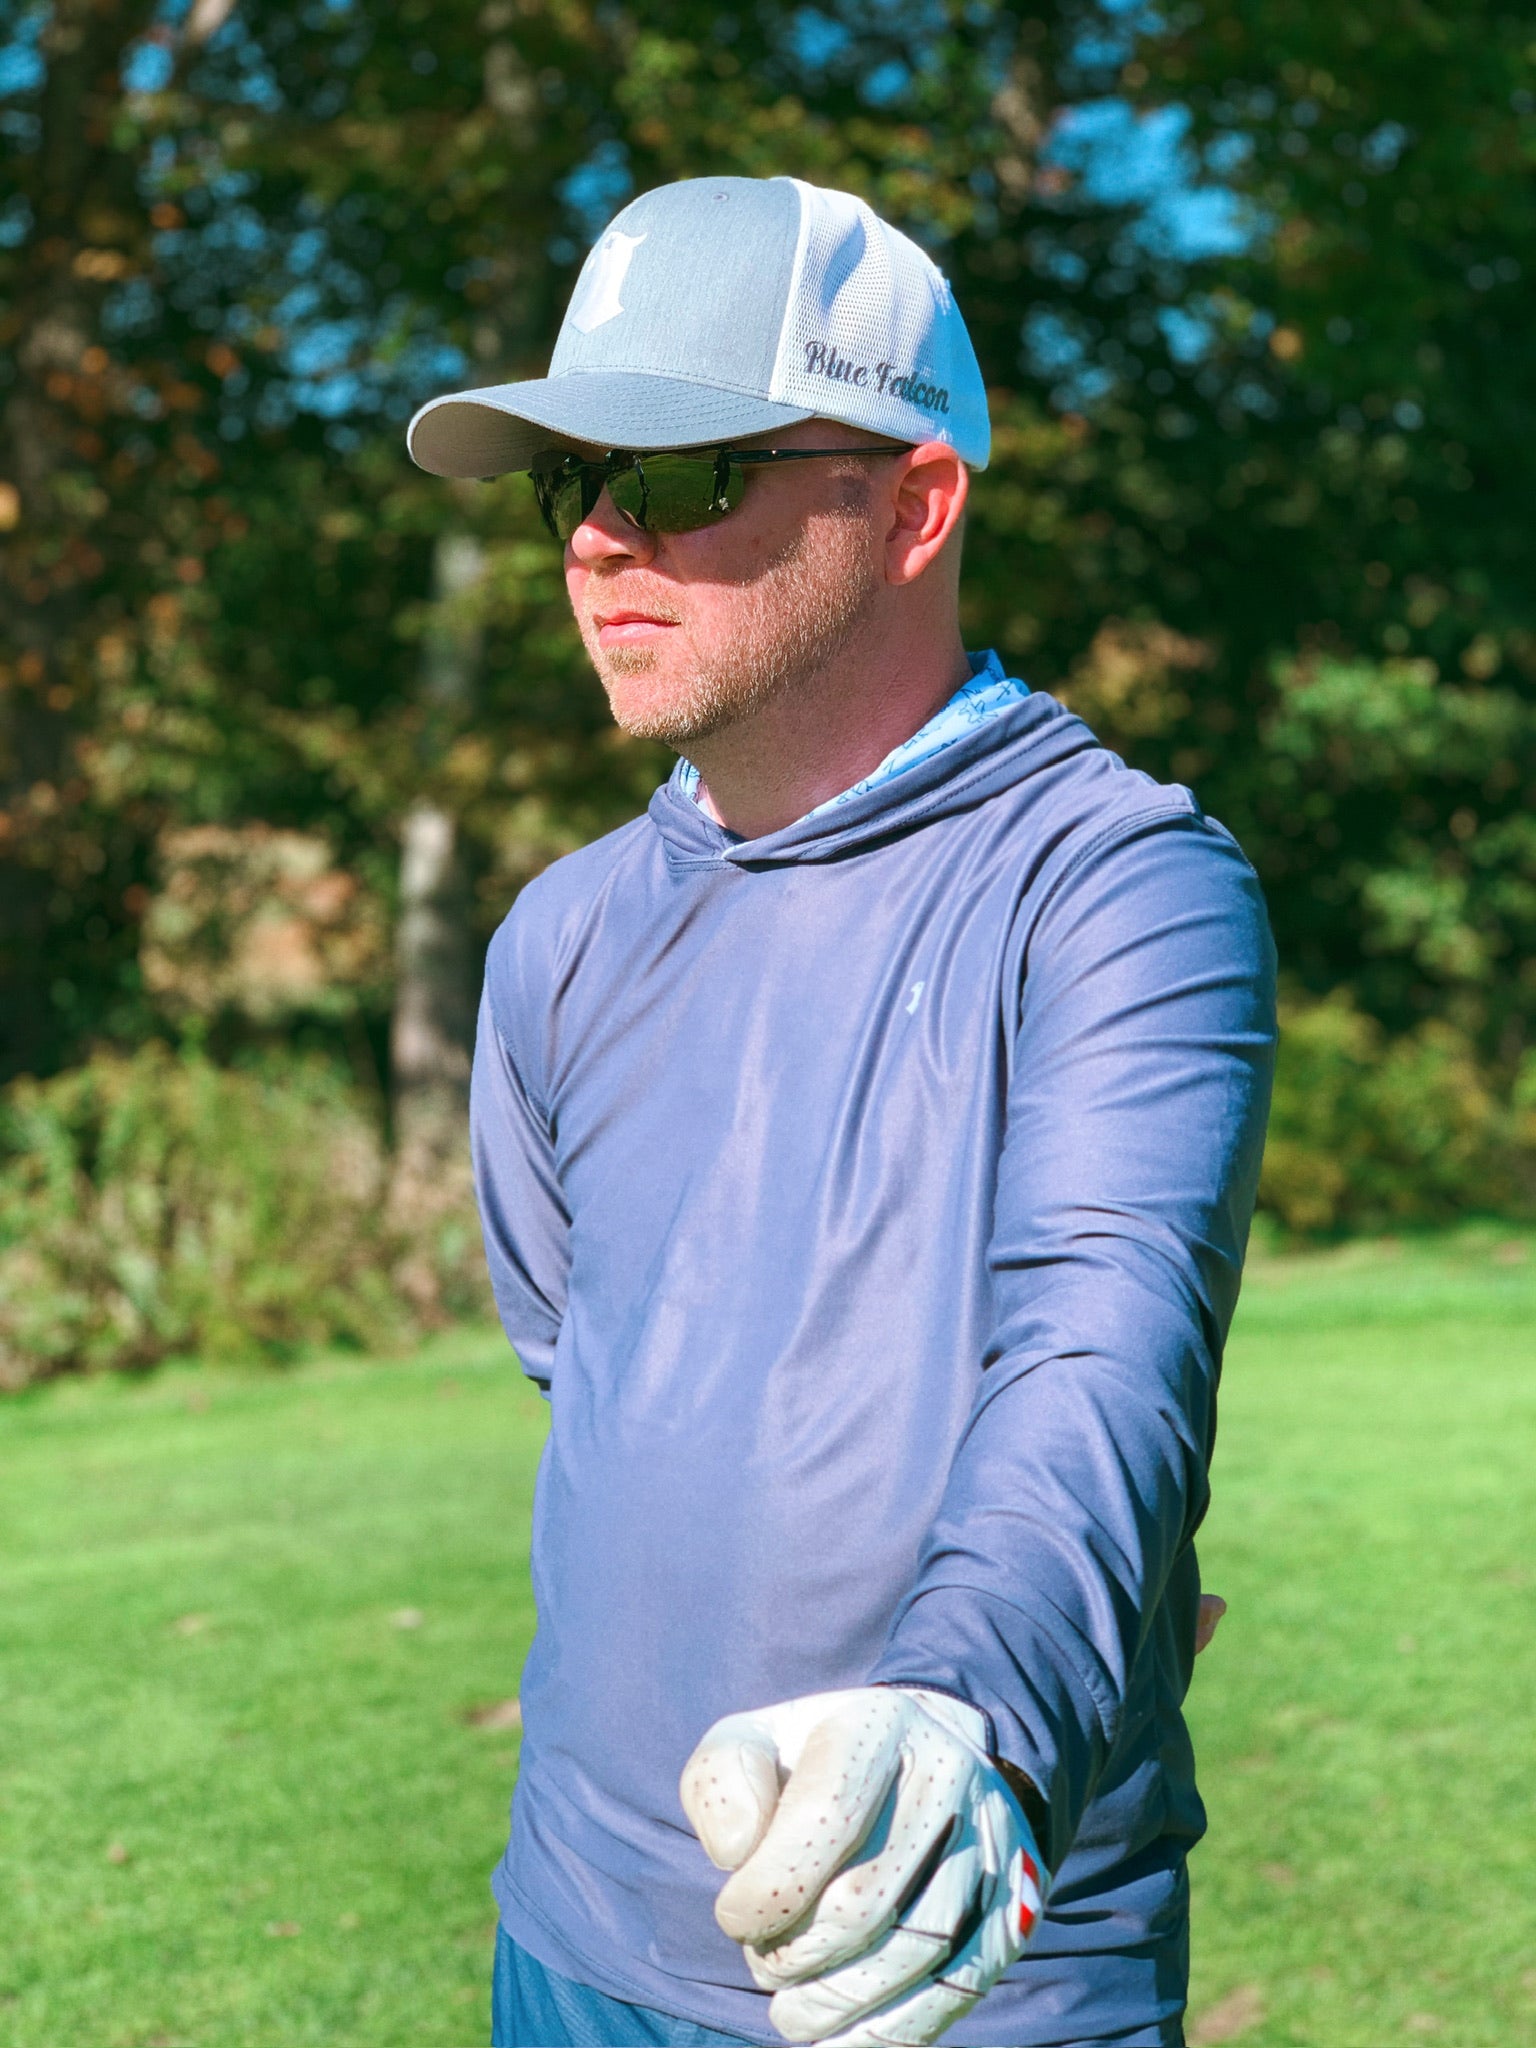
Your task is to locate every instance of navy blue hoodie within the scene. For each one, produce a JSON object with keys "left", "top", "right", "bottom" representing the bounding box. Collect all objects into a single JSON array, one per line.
[{"left": 471, "top": 681, "right": 1276, "bottom": 2047}]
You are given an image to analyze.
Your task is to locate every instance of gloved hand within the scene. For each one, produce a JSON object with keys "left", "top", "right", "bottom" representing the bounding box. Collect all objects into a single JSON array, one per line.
[{"left": 679, "top": 1686, "right": 1047, "bottom": 2046}]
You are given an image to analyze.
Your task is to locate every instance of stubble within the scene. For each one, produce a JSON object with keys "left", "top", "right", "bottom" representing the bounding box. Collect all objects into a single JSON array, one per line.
[{"left": 581, "top": 506, "right": 879, "bottom": 748}]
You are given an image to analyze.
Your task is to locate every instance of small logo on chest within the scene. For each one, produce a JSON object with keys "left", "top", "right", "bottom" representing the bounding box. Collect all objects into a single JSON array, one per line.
[{"left": 905, "top": 980, "right": 926, "bottom": 1016}]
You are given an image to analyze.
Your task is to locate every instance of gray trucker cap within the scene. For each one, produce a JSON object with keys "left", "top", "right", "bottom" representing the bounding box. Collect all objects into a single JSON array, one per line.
[{"left": 406, "top": 175, "right": 990, "bottom": 477}]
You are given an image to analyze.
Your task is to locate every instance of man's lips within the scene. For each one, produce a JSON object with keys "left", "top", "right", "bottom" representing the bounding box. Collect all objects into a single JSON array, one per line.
[{"left": 594, "top": 610, "right": 681, "bottom": 648}]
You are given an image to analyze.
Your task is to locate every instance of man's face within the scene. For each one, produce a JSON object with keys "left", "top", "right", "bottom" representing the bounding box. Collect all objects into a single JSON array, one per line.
[{"left": 562, "top": 422, "right": 895, "bottom": 748}]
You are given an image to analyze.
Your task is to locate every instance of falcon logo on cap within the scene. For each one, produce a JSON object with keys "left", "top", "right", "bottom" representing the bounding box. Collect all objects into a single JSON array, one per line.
[{"left": 569, "top": 229, "right": 647, "bottom": 335}]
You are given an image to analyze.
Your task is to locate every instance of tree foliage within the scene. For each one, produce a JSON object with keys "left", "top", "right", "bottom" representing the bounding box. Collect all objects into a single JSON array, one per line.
[{"left": 1, "top": 0, "right": 1532, "bottom": 1217}]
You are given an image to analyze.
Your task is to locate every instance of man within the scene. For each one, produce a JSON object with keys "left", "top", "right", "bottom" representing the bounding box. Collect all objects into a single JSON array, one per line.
[{"left": 408, "top": 176, "right": 1275, "bottom": 2048}]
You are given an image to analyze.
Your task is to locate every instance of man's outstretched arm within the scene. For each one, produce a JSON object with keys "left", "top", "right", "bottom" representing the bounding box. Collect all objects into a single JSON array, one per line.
[
  {"left": 867, "top": 810, "right": 1276, "bottom": 1868},
  {"left": 681, "top": 810, "right": 1274, "bottom": 2043}
]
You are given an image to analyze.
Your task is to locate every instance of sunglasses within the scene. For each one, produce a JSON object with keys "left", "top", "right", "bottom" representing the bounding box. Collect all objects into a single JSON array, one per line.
[{"left": 527, "top": 444, "right": 898, "bottom": 544}]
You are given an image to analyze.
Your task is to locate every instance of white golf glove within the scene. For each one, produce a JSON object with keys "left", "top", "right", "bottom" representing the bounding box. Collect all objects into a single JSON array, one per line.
[{"left": 680, "top": 1686, "right": 1048, "bottom": 2046}]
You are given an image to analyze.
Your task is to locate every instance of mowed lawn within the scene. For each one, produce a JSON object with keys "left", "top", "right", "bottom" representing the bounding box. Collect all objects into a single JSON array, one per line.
[
  {"left": 1184, "top": 1232, "right": 1536, "bottom": 2048},
  {"left": 1, "top": 1235, "right": 1533, "bottom": 2048}
]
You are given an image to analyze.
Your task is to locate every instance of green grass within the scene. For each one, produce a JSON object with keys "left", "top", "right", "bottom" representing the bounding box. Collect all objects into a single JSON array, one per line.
[
  {"left": 0, "top": 1332, "right": 549, "bottom": 2046},
  {"left": 2, "top": 1230, "right": 1534, "bottom": 2047},
  {"left": 1185, "top": 1228, "right": 1536, "bottom": 2047}
]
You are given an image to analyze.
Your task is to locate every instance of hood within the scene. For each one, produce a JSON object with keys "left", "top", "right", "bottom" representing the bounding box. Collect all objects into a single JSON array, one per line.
[{"left": 646, "top": 689, "right": 1100, "bottom": 869}]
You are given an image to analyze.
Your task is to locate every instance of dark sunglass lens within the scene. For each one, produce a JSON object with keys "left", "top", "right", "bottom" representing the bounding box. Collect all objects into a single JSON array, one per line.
[
  {"left": 530, "top": 465, "right": 573, "bottom": 540},
  {"left": 530, "top": 458, "right": 603, "bottom": 542},
  {"left": 605, "top": 462, "right": 652, "bottom": 530},
  {"left": 532, "top": 451, "right": 750, "bottom": 540},
  {"left": 611, "top": 454, "right": 744, "bottom": 533},
  {"left": 650, "top": 454, "right": 745, "bottom": 529},
  {"left": 557, "top": 471, "right": 601, "bottom": 542},
  {"left": 530, "top": 470, "right": 560, "bottom": 539}
]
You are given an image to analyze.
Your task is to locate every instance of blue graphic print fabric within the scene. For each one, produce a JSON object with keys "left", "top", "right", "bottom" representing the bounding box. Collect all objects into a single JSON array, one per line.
[{"left": 674, "top": 648, "right": 1027, "bottom": 816}]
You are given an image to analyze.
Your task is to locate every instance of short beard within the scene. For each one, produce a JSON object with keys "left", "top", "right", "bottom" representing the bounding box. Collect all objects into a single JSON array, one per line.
[{"left": 592, "top": 507, "right": 878, "bottom": 748}]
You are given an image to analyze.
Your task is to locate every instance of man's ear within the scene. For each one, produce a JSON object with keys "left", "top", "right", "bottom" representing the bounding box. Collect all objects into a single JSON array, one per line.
[{"left": 883, "top": 442, "right": 968, "bottom": 586}]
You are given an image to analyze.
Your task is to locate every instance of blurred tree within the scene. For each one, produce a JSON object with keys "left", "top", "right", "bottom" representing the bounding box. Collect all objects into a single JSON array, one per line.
[
  {"left": 0, "top": 0, "right": 633, "bottom": 1093},
  {"left": 1, "top": 0, "right": 204, "bottom": 1074},
  {"left": 2, "top": 0, "right": 1074, "bottom": 1096},
  {"left": 1023, "top": 1, "right": 1536, "bottom": 1070},
  {"left": 389, "top": 529, "right": 482, "bottom": 1233},
  {"left": 3, "top": 0, "right": 1533, "bottom": 1155}
]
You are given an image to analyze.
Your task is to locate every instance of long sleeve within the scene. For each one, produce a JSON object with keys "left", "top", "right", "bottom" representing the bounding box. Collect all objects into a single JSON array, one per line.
[
  {"left": 869, "top": 811, "right": 1277, "bottom": 1874},
  {"left": 471, "top": 964, "right": 570, "bottom": 1393}
]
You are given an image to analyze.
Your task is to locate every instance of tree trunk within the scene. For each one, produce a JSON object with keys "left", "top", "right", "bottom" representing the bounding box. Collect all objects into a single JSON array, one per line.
[{"left": 386, "top": 533, "right": 485, "bottom": 1281}]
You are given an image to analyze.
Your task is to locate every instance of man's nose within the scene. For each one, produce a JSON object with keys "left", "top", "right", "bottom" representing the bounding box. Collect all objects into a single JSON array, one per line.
[{"left": 567, "top": 488, "right": 657, "bottom": 566}]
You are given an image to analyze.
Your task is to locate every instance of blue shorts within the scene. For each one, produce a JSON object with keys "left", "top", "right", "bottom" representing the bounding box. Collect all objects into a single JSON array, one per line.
[{"left": 491, "top": 1924, "right": 764, "bottom": 2046}]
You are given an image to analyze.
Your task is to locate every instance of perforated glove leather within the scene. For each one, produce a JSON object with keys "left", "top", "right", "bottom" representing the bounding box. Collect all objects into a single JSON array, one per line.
[{"left": 679, "top": 1685, "right": 1047, "bottom": 2046}]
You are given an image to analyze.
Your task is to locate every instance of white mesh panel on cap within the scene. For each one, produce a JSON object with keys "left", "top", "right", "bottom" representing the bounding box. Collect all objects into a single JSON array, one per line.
[{"left": 767, "top": 181, "right": 990, "bottom": 467}]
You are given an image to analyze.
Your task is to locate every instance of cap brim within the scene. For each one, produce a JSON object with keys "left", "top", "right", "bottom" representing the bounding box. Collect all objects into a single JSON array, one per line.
[{"left": 407, "top": 372, "right": 815, "bottom": 478}]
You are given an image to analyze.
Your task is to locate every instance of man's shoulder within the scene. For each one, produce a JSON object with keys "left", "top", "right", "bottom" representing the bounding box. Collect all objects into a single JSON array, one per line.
[
  {"left": 485, "top": 810, "right": 656, "bottom": 997},
  {"left": 987, "top": 698, "right": 1267, "bottom": 950},
  {"left": 997, "top": 702, "right": 1272, "bottom": 981},
  {"left": 510, "top": 809, "right": 656, "bottom": 921},
  {"left": 997, "top": 694, "right": 1218, "bottom": 860}
]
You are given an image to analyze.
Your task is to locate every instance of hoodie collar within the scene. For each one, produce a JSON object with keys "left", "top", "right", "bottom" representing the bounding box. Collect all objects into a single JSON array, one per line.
[
  {"left": 673, "top": 649, "right": 1027, "bottom": 820},
  {"left": 648, "top": 660, "right": 1095, "bottom": 869}
]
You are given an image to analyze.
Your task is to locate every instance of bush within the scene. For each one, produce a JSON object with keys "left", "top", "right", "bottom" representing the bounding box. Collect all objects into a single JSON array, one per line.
[
  {"left": 0, "top": 1047, "right": 421, "bottom": 1388},
  {"left": 1259, "top": 992, "right": 1523, "bottom": 1235},
  {"left": 5, "top": 1007, "right": 1525, "bottom": 1385}
]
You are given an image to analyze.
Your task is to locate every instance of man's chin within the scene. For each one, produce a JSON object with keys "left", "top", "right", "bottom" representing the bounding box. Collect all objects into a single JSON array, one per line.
[{"left": 599, "top": 659, "right": 720, "bottom": 748}]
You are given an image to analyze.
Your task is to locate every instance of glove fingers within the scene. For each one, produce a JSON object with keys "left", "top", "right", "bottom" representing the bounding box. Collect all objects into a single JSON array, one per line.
[
  {"left": 777, "top": 1816, "right": 1049, "bottom": 2045},
  {"left": 742, "top": 1706, "right": 975, "bottom": 1981},
  {"left": 680, "top": 1717, "right": 784, "bottom": 1873},
  {"left": 804, "top": 1885, "right": 1009, "bottom": 2048},
  {"left": 766, "top": 1927, "right": 962, "bottom": 2044},
  {"left": 763, "top": 1836, "right": 983, "bottom": 2036},
  {"left": 753, "top": 1802, "right": 978, "bottom": 1990},
  {"left": 747, "top": 1794, "right": 970, "bottom": 1988},
  {"left": 715, "top": 1694, "right": 907, "bottom": 1945},
  {"left": 809, "top": 1974, "right": 982, "bottom": 2047},
  {"left": 919, "top": 1853, "right": 1033, "bottom": 2003}
]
